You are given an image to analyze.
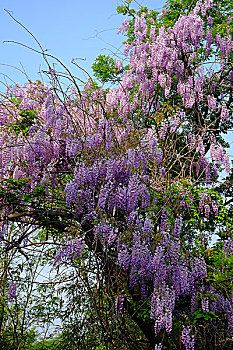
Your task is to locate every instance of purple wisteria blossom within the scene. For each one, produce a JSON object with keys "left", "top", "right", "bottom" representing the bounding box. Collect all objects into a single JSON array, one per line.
[
  {"left": 54, "top": 238, "right": 85, "bottom": 266},
  {"left": 8, "top": 281, "right": 17, "bottom": 302},
  {"left": 181, "top": 326, "right": 195, "bottom": 350}
]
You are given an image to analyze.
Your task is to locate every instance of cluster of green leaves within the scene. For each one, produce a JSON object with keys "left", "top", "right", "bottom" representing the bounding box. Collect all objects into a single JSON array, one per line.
[
  {"left": 0, "top": 328, "right": 37, "bottom": 350},
  {"left": 0, "top": 178, "right": 47, "bottom": 214},
  {"left": 92, "top": 54, "right": 131, "bottom": 86},
  {"left": 6, "top": 108, "right": 39, "bottom": 136},
  {"left": 91, "top": 55, "right": 118, "bottom": 84}
]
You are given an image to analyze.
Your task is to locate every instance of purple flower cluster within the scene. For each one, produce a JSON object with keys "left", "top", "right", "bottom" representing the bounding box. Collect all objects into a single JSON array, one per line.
[
  {"left": 210, "top": 144, "right": 230, "bottom": 173},
  {"left": 223, "top": 238, "right": 233, "bottom": 258},
  {"left": 115, "top": 294, "right": 125, "bottom": 315},
  {"left": 8, "top": 281, "right": 17, "bottom": 302},
  {"left": 54, "top": 238, "right": 85, "bottom": 266},
  {"left": 94, "top": 222, "right": 118, "bottom": 246},
  {"left": 206, "top": 28, "right": 212, "bottom": 55},
  {"left": 181, "top": 326, "right": 195, "bottom": 350},
  {"left": 151, "top": 286, "right": 175, "bottom": 334}
]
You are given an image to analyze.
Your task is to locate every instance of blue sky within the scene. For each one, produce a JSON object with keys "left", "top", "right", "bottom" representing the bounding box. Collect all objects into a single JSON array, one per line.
[{"left": 0, "top": 0, "right": 166, "bottom": 89}]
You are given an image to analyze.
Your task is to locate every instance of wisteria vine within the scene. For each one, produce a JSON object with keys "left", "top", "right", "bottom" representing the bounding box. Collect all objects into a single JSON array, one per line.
[{"left": 0, "top": 0, "right": 233, "bottom": 348}]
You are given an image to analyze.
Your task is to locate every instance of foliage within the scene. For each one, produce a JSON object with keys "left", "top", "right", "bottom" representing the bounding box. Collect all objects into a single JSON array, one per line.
[{"left": 92, "top": 55, "right": 117, "bottom": 84}]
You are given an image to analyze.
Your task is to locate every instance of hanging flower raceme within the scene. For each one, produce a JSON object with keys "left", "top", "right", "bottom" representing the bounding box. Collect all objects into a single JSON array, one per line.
[
  {"left": 53, "top": 238, "right": 85, "bottom": 266},
  {"left": 8, "top": 281, "right": 17, "bottom": 302}
]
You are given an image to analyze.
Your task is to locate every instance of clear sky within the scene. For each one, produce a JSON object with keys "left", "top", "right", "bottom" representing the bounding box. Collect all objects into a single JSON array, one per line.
[{"left": 0, "top": 0, "right": 166, "bottom": 90}]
